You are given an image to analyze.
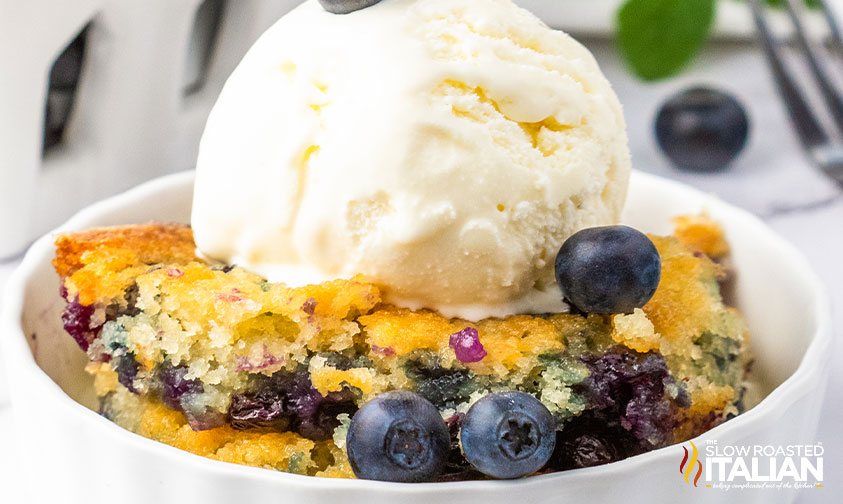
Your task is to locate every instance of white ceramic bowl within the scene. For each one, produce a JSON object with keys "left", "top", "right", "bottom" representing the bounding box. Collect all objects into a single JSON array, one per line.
[{"left": 0, "top": 171, "right": 832, "bottom": 504}]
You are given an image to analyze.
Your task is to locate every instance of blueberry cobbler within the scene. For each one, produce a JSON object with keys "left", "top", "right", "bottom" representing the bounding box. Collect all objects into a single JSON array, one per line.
[
  {"left": 53, "top": 215, "right": 749, "bottom": 481},
  {"left": 53, "top": 0, "right": 750, "bottom": 484}
]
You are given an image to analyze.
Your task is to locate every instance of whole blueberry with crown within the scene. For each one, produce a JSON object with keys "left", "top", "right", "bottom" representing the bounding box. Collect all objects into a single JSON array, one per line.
[
  {"left": 347, "top": 391, "right": 450, "bottom": 482},
  {"left": 460, "top": 391, "right": 556, "bottom": 479}
]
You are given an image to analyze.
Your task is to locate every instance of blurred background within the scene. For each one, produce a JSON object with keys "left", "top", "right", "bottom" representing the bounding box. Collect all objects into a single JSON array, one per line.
[
  {"left": 0, "top": 0, "right": 839, "bottom": 256},
  {"left": 0, "top": 0, "right": 840, "bottom": 502}
]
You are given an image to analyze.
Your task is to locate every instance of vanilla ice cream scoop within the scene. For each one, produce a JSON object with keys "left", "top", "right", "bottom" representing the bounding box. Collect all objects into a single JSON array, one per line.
[{"left": 192, "top": 0, "right": 631, "bottom": 320}]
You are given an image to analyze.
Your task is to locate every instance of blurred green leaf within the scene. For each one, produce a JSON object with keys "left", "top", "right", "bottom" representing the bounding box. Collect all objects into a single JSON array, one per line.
[
  {"left": 615, "top": 0, "right": 819, "bottom": 81},
  {"left": 616, "top": 0, "right": 716, "bottom": 81}
]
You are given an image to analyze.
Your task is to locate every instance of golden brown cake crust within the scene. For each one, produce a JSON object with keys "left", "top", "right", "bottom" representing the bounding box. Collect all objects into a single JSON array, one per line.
[
  {"left": 671, "top": 213, "right": 730, "bottom": 259},
  {"left": 54, "top": 223, "right": 198, "bottom": 305},
  {"left": 54, "top": 222, "right": 197, "bottom": 278}
]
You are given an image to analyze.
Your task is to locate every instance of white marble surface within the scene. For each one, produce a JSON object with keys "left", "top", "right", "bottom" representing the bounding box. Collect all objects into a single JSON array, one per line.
[{"left": 0, "top": 39, "right": 841, "bottom": 503}]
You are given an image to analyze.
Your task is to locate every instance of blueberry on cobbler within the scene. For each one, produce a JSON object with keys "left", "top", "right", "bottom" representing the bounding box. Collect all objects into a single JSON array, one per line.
[
  {"left": 555, "top": 225, "right": 661, "bottom": 314},
  {"left": 347, "top": 391, "right": 449, "bottom": 482},
  {"left": 460, "top": 391, "right": 556, "bottom": 479}
]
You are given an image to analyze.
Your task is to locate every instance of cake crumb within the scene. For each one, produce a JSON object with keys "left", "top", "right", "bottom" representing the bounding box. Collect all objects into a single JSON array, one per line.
[{"left": 612, "top": 308, "right": 660, "bottom": 353}]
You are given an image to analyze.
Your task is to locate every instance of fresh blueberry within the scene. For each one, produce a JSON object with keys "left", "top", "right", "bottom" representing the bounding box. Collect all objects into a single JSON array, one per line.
[
  {"left": 655, "top": 87, "right": 750, "bottom": 172},
  {"left": 460, "top": 391, "right": 556, "bottom": 479},
  {"left": 554, "top": 225, "right": 661, "bottom": 314},
  {"left": 318, "top": 0, "right": 382, "bottom": 15},
  {"left": 347, "top": 391, "right": 449, "bottom": 482}
]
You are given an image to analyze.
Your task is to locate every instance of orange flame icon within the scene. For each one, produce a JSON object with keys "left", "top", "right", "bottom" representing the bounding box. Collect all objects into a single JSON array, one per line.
[{"left": 679, "top": 441, "right": 703, "bottom": 487}]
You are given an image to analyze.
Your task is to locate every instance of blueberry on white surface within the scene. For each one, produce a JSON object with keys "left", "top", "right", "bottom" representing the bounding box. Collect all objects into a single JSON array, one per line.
[
  {"left": 318, "top": 0, "right": 382, "bottom": 15},
  {"left": 460, "top": 391, "right": 556, "bottom": 479},
  {"left": 554, "top": 225, "right": 661, "bottom": 314},
  {"left": 655, "top": 86, "right": 750, "bottom": 172},
  {"left": 346, "top": 391, "right": 449, "bottom": 482}
]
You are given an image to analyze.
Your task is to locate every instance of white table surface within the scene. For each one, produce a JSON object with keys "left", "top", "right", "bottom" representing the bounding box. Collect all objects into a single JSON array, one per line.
[{"left": 0, "top": 39, "right": 841, "bottom": 503}]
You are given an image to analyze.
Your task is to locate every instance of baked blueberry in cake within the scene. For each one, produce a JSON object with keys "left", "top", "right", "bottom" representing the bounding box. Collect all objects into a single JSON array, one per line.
[{"left": 54, "top": 215, "right": 749, "bottom": 481}]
